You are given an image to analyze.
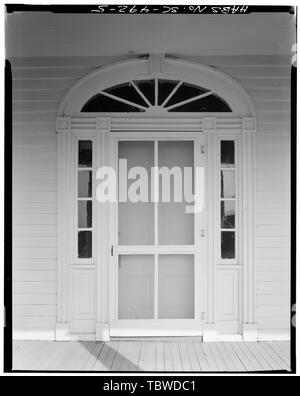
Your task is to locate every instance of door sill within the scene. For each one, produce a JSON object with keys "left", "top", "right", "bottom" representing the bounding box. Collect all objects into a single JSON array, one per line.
[{"left": 111, "top": 336, "right": 203, "bottom": 342}]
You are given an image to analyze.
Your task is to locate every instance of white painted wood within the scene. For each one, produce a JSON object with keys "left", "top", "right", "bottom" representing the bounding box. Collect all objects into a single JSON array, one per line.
[
  {"left": 217, "top": 269, "right": 239, "bottom": 322},
  {"left": 12, "top": 53, "right": 291, "bottom": 340}
]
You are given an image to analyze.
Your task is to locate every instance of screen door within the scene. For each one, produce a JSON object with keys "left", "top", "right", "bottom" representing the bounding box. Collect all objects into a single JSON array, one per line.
[{"left": 109, "top": 132, "right": 204, "bottom": 334}]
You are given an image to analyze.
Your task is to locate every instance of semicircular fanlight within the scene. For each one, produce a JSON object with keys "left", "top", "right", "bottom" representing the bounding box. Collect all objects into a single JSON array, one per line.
[{"left": 81, "top": 79, "right": 232, "bottom": 113}]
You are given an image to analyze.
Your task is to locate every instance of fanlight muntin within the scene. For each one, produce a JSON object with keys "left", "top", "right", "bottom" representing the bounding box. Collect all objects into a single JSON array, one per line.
[{"left": 80, "top": 78, "right": 232, "bottom": 115}]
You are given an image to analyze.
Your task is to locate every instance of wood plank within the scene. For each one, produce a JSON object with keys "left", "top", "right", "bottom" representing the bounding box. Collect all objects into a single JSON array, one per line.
[
  {"left": 118, "top": 341, "right": 140, "bottom": 372},
  {"left": 216, "top": 343, "right": 237, "bottom": 371},
  {"left": 13, "top": 282, "right": 56, "bottom": 294},
  {"left": 193, "top": 342, "right": 210, "bottom": 371},
  {"left": 83, "top": 342, "right": 104, "bottom": 370},
  {"left": 13, "top": 340, "right": 44, "bottom": 369},
  {"left": 13, "top": 316, "right": 56, "bottom": 329},
  {"left": 98, "top": 342, "right": 119, "bottom": 371},
  {"left": 14, "top": 237, "right": 57, "bottom": 248},
  {"left": 231, "top": 343, "right": 255, "bottom": 371},
  {"left": 259, "top": 342, "right": 290, "bottom": 371},
  {"left": 208, "top": 343, "right": 227, "bottom": 372},
  {"left": 146, "top": 342, "right": 156, "bottom": 371},
  {"left": 257, "top": 306, "right": 289, "bottom": 318},
  {"left": 13, "top": 270, "right": 56, "bottom": 282},
  {"left": 257, "top": 295, "right": 290, "bottom": 307},
  {"left": 13, "top": 247, "right": 57, "bottom": 260},
  {"left": 245, "top": 342, "right": 273, "bottom": 371},
  {"left": 241, "top": 342, "right": 267, "bottom": 371},
  {"left": 155, "top": 342, "right": 164, "bottom": 371},
  {"left": 163, "top": 342, "right": 174, "bottom": 371},
  {"left": 12, "top": 341, "right": 290, "bottom": 372},
  {"left": 74, "top": 341, "right": 98, "bottom": 371},
  {"left": 222, "top": 342, "right": 246, "bottom": 371},
  {"left": 201, "top": 343, "right": 219, "bottom": 371},
  {"left": 38, "top": 341, "right": 69, "bottom": 370},
  {"left": 138, "top": 342, "right": 150, "bottom": 372},
  {"left": 50, "top": 341, "right": 88, "bottom": 371},
  {"left": 254, "top": 343, "right": 283, "bottom": 370},
  {"left": 178, "top": 342, "right": 192, "bottom": 371},
  {"left": 268, "top": 342, "right": 290, "bottom": 366},
  {"left": 185, "top": 342, "right": 201, "bottom": 371},
  {"left": 171, "top": 342, "right": 182, "bottom": 372},
  {"left": 13, "top": 259, "right": 56, "bottom": 271}
]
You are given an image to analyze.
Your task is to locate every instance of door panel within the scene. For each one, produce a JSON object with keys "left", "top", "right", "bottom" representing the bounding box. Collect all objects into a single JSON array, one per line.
[
  {"left": 158, "top": 254, "right": 194, "bottom": 319},
  {"left": 118, "top": 140, "right": 154, "bottom": 245},
  {"left": 158, "top": 140, "right": 194, "bottom": 245},
  {"left": 118, "top": 255, "right": 155, "bottom": 319}
]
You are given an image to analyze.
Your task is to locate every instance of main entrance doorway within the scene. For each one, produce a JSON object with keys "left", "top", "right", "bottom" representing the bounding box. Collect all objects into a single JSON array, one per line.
[{"left": 109, "top": 132, "right": 205, "bottom": 337}]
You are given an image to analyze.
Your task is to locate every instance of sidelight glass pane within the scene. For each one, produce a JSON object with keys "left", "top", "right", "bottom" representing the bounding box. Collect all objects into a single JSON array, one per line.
[
  {"left": 78, "top": 140, "right": 92, "bottom": 167},
  {"left": 78, "top": 201, "right": 92, "bottom": 228},
  {"left": 221, "top": 141, "right": 234, "bottom": 167},
  {"left": 221, "top": 231, "right": 235, "bottom": 259},
  {"left": 158, "top": 255, "right": 194, "bottom": 319},
  {"left": 158, "top": 141, "right": 194, "bottom": 245},
  {"left": 78, "top": 170, "right": 92, "bottom": 197},
  {"left": 118, "top": 141, "right": 154, "bottom": 245},
  {"left": 78, "top": 231, "right": 92, "bottom": 258},
  {"left": 221, "top": 170, "right": 235, "bottom": 198},
  {"left": 221, "top": 201, "right": 235, "bottom": 229},
  {"left": 118, "top": 255, "right": 154, "bottom": 319}
]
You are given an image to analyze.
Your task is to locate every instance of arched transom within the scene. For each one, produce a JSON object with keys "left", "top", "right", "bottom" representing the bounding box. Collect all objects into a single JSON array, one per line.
[{"left": 81, "top": 79, "right": 232, "bottom": 114}]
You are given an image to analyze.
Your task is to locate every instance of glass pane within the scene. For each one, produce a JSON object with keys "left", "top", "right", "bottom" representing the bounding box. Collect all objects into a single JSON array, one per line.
[
  {"left": 221, "top": 170, "right": 235, "bottom": 198},
  {"left": 118, "top": 141, "right": 154, "bottom": 245},
  {"left": 104, "top": 82, "right": 148, "bottom": 107},
  {"left": 221, "top": 141, "right": 235, "bottom": 167},
  {"left": 158, "top": 79, "right": 179, "bottom": 105},
  {"left": 78, "top": 230, "right": 92, "bottom": 258},
  {"left": 78, "top": 140, "right": 92, "bottom": 167},
  {"left": 221, "top": 231, "right": 235, "bottom": 259},
  {"left": 133, "top": 80, "right": 155, "bottom": 105},
  {"left": 168, "top": 94, "right": 231, "bottom": 112},
  {"left": 221, "top": 201, "right": 235, "bottom": 228},
  {"left": 165, "top": 82, "right": 208, "bottom": 107},
  {"left": 158, "top": 255, "right": 194, "bottom": 319},
  {"left": 78, "top": 170, "right": 92, "bottom": 197},
  {"left": 81, "top": 93, "right": 144, "bottom": 112},
  {"left": 78, "top": 201, "right": 92, "bottom": 228},
  {"left": 158, "top": 141, "right": 194, "bottom": 245},
  {"left": 118, "top": 255, "right": 154, "bottom": 319}
]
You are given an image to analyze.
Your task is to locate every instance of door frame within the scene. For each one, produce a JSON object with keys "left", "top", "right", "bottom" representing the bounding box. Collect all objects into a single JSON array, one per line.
[
  {"left": 108, "top": 131, "right": 205, "bottom": 337},
  {"left": 56, "top": 115, "right": 256, "bottom": 341}
]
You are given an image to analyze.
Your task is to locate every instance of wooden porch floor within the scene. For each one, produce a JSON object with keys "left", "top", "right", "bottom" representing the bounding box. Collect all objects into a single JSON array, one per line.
[{"left": 12, "top": 340, "right": 291, "bottom": 372}]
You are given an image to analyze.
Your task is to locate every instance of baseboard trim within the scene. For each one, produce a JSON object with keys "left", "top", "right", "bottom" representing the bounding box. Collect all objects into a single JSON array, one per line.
[{"left": 13, "top": 328, "right": 55, "bottom": 340}]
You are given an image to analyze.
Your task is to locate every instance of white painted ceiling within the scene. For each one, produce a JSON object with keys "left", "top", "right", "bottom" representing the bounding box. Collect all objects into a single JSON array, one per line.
[{"left": 5, "top": 12, "right": 295, "bottom": 58}]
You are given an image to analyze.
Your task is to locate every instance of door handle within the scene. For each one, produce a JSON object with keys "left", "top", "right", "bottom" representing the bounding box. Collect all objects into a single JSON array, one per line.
[{"left": 111, "top": 245, "right": 114, "bottom": 257}]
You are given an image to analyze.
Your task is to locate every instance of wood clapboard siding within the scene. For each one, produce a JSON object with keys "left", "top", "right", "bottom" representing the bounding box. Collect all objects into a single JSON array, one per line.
[{"left": 11, "top": 55, "right": 291, "bottom": 338}]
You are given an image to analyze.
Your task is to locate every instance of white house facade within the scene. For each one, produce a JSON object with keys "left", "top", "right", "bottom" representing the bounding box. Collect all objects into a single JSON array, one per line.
[{"left": 9, "top": 12, "right": 293, "bottom": 343}]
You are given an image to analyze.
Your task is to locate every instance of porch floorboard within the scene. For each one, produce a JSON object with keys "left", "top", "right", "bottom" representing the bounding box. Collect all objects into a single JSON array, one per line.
[{"left": 12, "top": 340, "right": 291, "bottom": 372}]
